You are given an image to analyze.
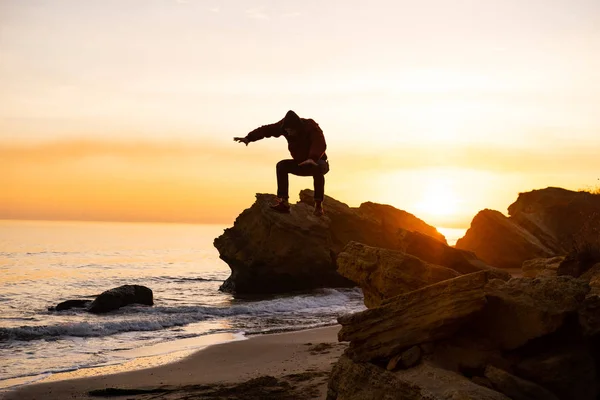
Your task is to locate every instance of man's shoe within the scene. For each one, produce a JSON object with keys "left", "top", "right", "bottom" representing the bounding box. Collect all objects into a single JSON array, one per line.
[
  {"left": 270, "top": 201, "right": 291, "bottom": 214},
  {"left": 313, "top": 204, "right": 324, "bottom": 217}
]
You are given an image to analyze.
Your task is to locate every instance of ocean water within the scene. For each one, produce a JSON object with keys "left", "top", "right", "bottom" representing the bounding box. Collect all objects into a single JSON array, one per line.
[{"left": 0, "top": 220, "right": 366, "bottom": 390}]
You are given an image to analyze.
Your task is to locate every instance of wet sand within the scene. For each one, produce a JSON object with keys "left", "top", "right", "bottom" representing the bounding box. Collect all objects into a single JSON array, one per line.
[{"left": 2, "top": 326, "right": 345, "bottom": 400}]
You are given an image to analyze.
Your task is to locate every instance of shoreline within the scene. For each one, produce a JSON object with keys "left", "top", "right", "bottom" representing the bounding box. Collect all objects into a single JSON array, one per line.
[
  {"left": 2, "top": 325, "right": 345, "bottom": 400},
  {"left": 0, "top": 331, "right": 247, "bottom": 391}
]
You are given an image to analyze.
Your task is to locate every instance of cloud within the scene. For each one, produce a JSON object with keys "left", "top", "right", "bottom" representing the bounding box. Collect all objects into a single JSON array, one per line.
[{"left": 246, "top": 7, "right": 269, "bottom": 20}]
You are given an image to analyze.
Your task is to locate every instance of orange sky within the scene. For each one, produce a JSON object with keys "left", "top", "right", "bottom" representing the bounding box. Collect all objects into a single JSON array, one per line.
[{"left": 2, "top": 1, "right": 600, "bottom": 228}]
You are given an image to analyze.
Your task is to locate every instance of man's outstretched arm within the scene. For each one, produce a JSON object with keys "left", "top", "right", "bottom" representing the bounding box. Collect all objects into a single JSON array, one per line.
[{"left": 234, "top": 119, "right": 284, "bottom": 146}]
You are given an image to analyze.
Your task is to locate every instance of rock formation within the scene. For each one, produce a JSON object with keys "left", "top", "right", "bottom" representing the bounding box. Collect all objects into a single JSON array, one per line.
[
  {"left": 336, "top": 242, "right": 461, "bottom": 308},
  {"left": 338, "top": 271, "right": 490, "bottom": 361},
  {"left": 88, "top": 285, "right": 153, "bottom": 314},
  {"left": 508, "top": 187, "right": 600, "bottom": 252},
  {"left": 49, "top": 285, "right": 153, "bottom": 313},
  {"left": 455, "top": 209, "right": 555, "bottom": 269},
  {"left": 327, "top": 271, "right": 600, "bottom": 400},
  {"left": 456, "top": 188, "right": 600, "bottom": 270},
  {"left": 214, "top": 190, "right": 449, "bottom": 294}
]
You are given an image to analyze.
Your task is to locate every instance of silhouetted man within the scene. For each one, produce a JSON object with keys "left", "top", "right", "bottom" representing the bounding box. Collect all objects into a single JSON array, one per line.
[{"left": 234, "top": 110, "right": 329, "bottom": 216}]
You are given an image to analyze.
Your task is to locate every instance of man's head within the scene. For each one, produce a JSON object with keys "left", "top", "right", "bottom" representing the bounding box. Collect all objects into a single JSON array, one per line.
[{"left": 281, "top": 110, "right": 302, "bottom": 136}]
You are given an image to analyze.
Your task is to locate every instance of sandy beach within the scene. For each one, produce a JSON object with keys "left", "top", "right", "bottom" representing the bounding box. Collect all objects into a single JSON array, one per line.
[{"left": 2, "top": 326, "right": 345, "bottom": 400}]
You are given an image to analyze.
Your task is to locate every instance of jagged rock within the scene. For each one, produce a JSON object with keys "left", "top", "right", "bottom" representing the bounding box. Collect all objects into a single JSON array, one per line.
[
  {"left": 521, "top": 256, "right": 564, "bottom": 278},
  {"left": 327, "top": 355, "right": 511, "bottom": 400},
  {"left": 338, "top": 271, "right": 489, "bottom": 362},
  {"left": 386, "top": 346, "right": 421, "bottom": 371},
  {"left": 455, "top": 209, "right": 555, "bottom": 269},
  {"left": 483, "top": 365, "right": 559, "bottom": 400},
  {"left": 337, "top": 242, "right": 460, "bottom": 308},
  {"left": 515, "top": 345, "right": 597, "bottom": 400},
  {"left": 298, "top": 191, "right": 448, "bottom": 245},
  {"left": 472, "top": 276, "right": 589, "bottom": 349},
  {"left": 88, "top": 285, "right": 153, "bottom": 314},
  {"left": 456, "top": 188, "right": 600, "bottom": 270},
  {"left": 508, "top": 187, "right": 600, "bottom": 253},
  {"left": 214, "top": 190, "right": 446, "bottom": 294},
  {"left": 356, "top": 201, "right": 446, "bottom": 243}
]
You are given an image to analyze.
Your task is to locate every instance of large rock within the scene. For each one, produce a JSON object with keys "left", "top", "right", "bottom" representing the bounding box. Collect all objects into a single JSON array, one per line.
[
  {"left": 327, "top": 355, "right": 511, "bottom": 400},
  {"left": 214, "top": 190, "right": 446, "bottom": 294},
  {"left": 331, "top": 269, "right": 599, "bottom": 399},
  {"left": 356, "top": 201, "right": 446, "bottom": 243},
  {"left": 456, "top": 188, "right": 600, "bottom": 270},
  {"left": 456, "top": 209, "right": 555, "bottom": 269},
  {"left": 471, "top": 276, "right": 589, "bottom": 350},
  {"left": 336, "top": 242, "right": 460, "bottom": 308},
  {"left": 88, "top": 285, "right": 153, "bottom": 314},
  {"left": 508, "top": 187, "right": 600, "bottom": 253},
  {"left": 338, "top": 271, "right": 489, "bottom": 362}
]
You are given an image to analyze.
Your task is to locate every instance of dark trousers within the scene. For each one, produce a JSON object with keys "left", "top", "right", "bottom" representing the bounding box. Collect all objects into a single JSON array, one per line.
[{"left": 276, "top": 159, "right": 330, "bottom": 201}]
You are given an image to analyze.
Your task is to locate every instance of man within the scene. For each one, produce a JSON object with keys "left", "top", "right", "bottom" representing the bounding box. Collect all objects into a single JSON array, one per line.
[{"left": 234, "top": 110, "right": 329, "bottom": 216}]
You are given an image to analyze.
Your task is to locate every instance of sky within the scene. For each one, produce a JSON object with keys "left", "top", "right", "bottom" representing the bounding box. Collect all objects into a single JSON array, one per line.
[{"left": 1, "top": 0, "right": 599, "bottom": 228}]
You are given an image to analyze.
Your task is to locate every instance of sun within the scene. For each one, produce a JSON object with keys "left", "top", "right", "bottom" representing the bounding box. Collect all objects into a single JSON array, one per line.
[{"left": 414, "top": 178, "right": 459, "bottom": 217}]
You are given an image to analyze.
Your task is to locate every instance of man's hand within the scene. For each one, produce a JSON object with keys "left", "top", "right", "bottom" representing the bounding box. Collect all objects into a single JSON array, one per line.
[
  {"left": 233, "top": 137, "right": 249, "bottom": 146},
  {"left": 298, "top": 159, "right": 318, "bottom": 167}
]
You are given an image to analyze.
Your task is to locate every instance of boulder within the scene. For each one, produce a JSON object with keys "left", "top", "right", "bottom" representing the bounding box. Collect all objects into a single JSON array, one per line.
[
  {"left": 455, "top": 209, "right": 555, "bottom": 269},
  {"left": 508, "top": 187, "right": 600, "bottom": 253},
  {"left": 327, "top": 355, "right": 511, "bottom": 400},
  {"left": 88, "top": 285, "right": 153, "bottom": 314},
  {"left": 330, "top": 269, "right": 600, "bottom": 399},
  {"left": 336, "top": 242, "right": 460, "bottom": 308},
  {"left": 338, "top": 271, "right": 489, "bottom": 362},
  {"left": 521, "top": 256, "right": 564, "bottom": 278},
  {"left": 386, "top": 346, "right": 421, "bottom": 371},
  {"left": 214, "top": 190, "right": 446, "bottom": 294},
  {"left": 456, "top": 188, "right": 600, "bottom": 270},
  {"left": 356, "top": 201, "right": 446, "bottom": 243},
  {"left": 471, "top": 276, "right": 589, "bottom": 350}
]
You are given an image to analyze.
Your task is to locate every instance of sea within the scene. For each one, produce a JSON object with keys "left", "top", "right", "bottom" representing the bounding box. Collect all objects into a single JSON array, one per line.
[{"left": 0, "top": 220, "right": 466, "bottom": 391}]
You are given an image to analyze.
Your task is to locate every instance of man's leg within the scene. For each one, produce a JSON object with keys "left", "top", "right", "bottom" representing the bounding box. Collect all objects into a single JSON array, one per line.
[
  {"left": 275, "top": 160, "right": 298, "bottom": 202},
  {"left": 272, "top": 159, "right": 329, "bottom": 215},
  {"left": 312, "top": 160, "right": 329, "bottom": 216},
  {"left": 272, "top": 160, "right": 297, "bottom": 213}
]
